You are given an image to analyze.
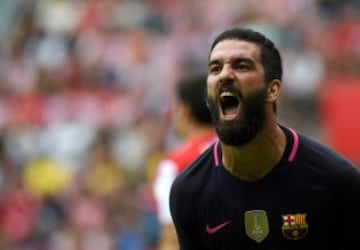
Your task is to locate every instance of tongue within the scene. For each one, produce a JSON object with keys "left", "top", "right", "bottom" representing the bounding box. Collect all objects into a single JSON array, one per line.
[{"left": 223, "top": 106, "right": 238, "bottom": 115}]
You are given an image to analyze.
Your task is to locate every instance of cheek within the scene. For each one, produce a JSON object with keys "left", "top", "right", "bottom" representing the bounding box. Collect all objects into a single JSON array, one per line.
[
  {"left": 244, "top": 74, "right": 265, "bottom": 87},
  {"left": 206, "top": 79, "right": 217, "bottom": 97}
]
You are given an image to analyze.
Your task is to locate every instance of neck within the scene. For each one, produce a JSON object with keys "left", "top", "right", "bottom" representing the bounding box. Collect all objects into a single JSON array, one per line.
[{"left": 221, "top": 123, "right": 286, "bottom": 182}]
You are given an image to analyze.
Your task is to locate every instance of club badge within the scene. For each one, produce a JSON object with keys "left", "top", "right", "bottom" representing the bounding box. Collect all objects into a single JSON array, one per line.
[{"left": 281, "top": 213, "right": 308, "bottom": 240}]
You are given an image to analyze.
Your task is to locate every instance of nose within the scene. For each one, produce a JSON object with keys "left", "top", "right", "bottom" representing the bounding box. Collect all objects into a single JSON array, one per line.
[{"left": 219, "top": 64, "right": 235, "bottom": 84}]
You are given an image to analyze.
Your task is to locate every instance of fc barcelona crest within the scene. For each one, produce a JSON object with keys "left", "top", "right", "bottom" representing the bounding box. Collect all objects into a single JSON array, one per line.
[
  {"left": 244, "top": 210, "right": 269, "bottom": 243},
  {"left": 281, "top": 213, "right": 308, "bottom": 240}
]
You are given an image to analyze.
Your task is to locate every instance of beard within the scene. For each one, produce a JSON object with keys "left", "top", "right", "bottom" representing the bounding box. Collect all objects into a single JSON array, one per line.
[{"left": 206, "top": 87, "right": 267, "bottom": 146}]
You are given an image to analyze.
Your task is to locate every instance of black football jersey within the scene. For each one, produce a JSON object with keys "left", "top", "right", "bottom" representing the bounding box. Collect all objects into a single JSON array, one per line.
[{"left": 170, "top": 126, "right": 360, "bottom": 250}]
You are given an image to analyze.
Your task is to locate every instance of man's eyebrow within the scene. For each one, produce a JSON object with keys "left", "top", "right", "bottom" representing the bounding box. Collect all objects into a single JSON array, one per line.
[
  {"left": 208, "top": 59, "right": 220, "bottom": 68},
  {"left": 208, "top": 57, "right": 254, "bottom": 67},
  {"left": 232, "top": 57, "right": 255, "bottom": 64}
]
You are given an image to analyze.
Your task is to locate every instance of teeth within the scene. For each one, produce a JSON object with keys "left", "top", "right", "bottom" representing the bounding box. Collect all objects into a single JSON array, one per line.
[{"left": 220, "top": 91, "right": 235, "bottom": 98}]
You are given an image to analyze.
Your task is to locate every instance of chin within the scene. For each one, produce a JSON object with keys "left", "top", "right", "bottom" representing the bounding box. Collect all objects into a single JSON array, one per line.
[{"left": 216, "top": 114, "right": 265, "bottom": 146}]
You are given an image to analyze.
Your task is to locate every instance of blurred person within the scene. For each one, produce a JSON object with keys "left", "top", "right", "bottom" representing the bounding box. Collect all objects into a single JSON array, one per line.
[
  {"left": 1, "top": 39, "right": 39, "bottom": 96},
  {"left": 153, "top": 73, "right": 216, "bottom": 250},
  {"left": 66, "top": 191, "right": 114, "bottom": 250},
  {"left": 22, "top": 156, "right": 72, "bottom": 198},
  {"left": 170, "top": 28, "right": 360, "bottom": 249},
  {"left": 80, "top": 129, "right": 127, "bottom": 200},
  {"left": 280, "top": 41, "right": 325, "bottom": 137},
  {"left": 0, "top": 175, "right": 39, "bottom": 245},
  {"left": 109, "top": 184, "right": 147, "bottom": 250}
]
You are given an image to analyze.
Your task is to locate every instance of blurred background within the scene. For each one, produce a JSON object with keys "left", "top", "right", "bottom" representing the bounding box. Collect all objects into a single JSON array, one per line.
[{"left": 0, "top": 0, "right": 358, "bottom": 249}]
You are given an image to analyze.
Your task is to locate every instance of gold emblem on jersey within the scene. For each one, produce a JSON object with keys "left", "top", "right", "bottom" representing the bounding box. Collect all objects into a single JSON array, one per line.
[
  {"left": 281, "top": 213, "right": 308, "bottom": 240},
  {"left": 244, "top": 210, "right": 269, "bottom": 243}
]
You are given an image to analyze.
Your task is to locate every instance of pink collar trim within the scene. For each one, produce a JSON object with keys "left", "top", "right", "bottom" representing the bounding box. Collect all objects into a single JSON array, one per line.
[{"left": 212, "top": 127, "right": 299, "bottom": 166}]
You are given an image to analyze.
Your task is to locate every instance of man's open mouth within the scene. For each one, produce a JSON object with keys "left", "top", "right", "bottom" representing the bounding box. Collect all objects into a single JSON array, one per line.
[{"left": 219, "top": 91, "right": 241, "bottom": 121}]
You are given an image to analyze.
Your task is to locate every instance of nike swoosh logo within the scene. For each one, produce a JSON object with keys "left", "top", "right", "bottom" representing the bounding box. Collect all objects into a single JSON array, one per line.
[{"left": 206, "top": 220, "right": 232, "bottom": 234}]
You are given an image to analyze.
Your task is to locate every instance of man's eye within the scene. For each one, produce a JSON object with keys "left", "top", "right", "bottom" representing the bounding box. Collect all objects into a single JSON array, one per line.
[
  {"left": 209, "top": 65, "right": 221, "bottom": 74},
  {"left": 235, "top": 63, "right": 250, "bottom": 70}
]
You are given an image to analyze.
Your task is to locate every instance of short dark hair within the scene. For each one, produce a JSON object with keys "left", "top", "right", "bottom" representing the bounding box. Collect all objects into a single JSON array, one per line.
[
  {"left": 210, "top": 28, "right": 283, "bottom": 84},
  {"left": 176, "top": 72, "right": 213, "bottom": 125}
]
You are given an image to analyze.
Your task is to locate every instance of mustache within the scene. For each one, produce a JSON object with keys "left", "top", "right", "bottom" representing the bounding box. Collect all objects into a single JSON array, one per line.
[
  {"left": 218, "top": 79, "right": 242, "bottom": 91},
  {"left": 217, "top": 84, "right": 243, "bottom": 100}
]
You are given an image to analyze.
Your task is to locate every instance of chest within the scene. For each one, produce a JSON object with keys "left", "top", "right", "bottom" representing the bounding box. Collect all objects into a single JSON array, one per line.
[{"left": 195, "top": 167, "right": 337, "bottom": 249}]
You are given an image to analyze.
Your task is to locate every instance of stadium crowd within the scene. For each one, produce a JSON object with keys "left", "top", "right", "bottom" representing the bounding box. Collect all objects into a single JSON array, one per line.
[{"left": 0, "top": 0, "right": 358, "bottom": 249}]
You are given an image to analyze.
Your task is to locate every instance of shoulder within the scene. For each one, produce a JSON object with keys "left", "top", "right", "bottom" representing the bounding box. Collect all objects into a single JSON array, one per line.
[
  {"left": 167, "top": 134, "right": 216, "bottom": 173},
  {"left": 296, "top": 131, "right": 360, "bottom": 181},
  {"left": 298, "top": 132, "right": 355, "bottom": 165},
  {"left": 170, "top": 142, "right": 216, "bottom": 200},
  {"left": 169, "top": 142, "right": 216, "bottom": 227}
]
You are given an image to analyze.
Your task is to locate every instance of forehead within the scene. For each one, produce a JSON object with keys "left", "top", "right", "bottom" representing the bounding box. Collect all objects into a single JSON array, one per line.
[{"left": 209, "top": 39, "right": 261, "bottom": 63}]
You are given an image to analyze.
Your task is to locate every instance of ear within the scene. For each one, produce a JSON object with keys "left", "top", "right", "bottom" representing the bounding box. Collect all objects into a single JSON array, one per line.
[{"left": 267, "top": 79, "right": 281, "bottom": 103}]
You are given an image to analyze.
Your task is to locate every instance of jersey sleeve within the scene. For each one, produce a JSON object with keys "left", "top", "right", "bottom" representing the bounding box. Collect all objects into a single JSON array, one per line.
[{"left": 169, "top": 177, "right": 205, "bottom": 250}]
